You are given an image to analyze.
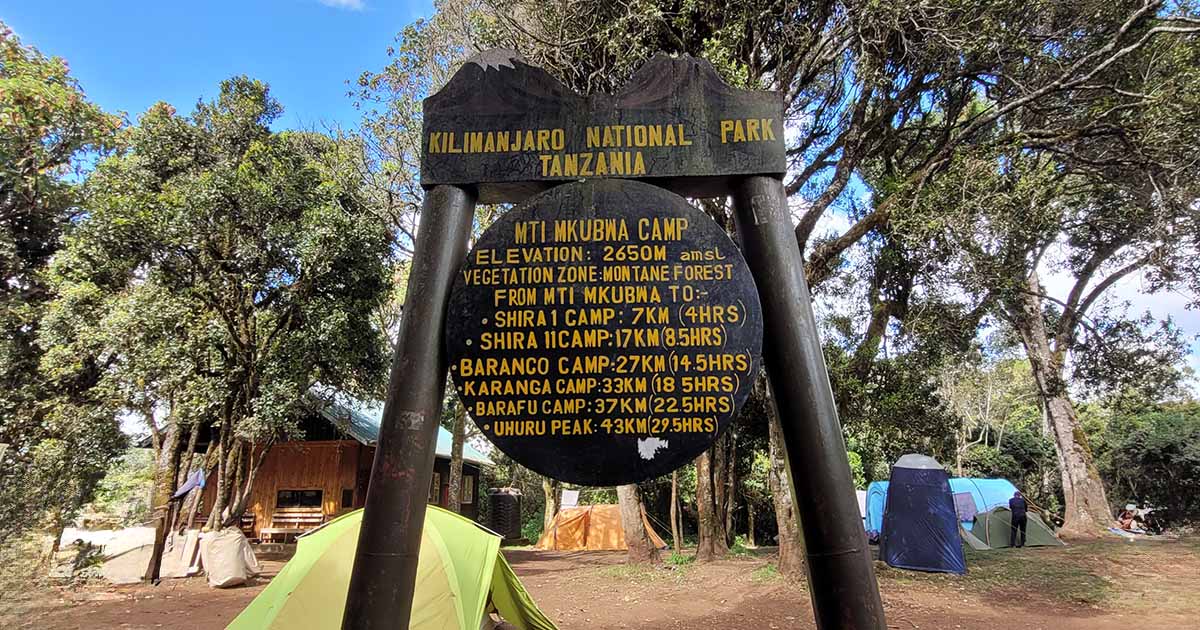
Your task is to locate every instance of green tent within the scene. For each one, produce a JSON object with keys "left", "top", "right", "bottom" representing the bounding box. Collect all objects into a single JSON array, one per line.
[
  {"left": 228, "top": 506, "right": 557, "bottom": 630},
  {"left": 958, "top": 523, "right": 991, "bottom": 551},
  {"left": 971, "top": 506, "right": 1064, "bottom": 549}
]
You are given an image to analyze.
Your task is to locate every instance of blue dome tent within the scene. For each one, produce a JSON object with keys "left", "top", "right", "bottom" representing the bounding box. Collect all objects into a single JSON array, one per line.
[
  {"left": 865, "top": 477, "right": 1019, "bottom": 534},
  {"left": 878, "top": 454, "right": 967, "bottom": 574}
]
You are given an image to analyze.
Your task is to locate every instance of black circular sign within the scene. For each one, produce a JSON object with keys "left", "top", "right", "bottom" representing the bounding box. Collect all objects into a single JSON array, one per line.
[{"left": 446, "top": 179, "right": 763, "bottom": 485}]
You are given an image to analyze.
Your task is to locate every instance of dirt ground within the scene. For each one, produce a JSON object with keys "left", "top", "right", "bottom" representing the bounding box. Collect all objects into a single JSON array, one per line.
[{"left": 17, "top": 537, "right": 1200, "bottom": 630}]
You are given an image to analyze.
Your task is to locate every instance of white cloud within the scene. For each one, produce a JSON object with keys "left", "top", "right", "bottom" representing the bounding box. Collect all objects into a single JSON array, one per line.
[{"left": 318, "top": 0, "right": 365, "bottom": 10}]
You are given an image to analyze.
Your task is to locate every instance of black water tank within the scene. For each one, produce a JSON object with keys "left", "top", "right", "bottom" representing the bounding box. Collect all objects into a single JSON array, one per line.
[{"left": 488, "top": 487, "right": 523, "bottom": 542}]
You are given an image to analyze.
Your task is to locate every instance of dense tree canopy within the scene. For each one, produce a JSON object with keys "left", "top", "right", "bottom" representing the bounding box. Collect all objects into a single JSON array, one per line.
[
  {"left": 41, "top": 77, "right": 393, "bottom": 530},
  {"left": 340, "top": 0, "right": 1200, "bottom": 551},
  {"left": 1092, "top": 401, "right": 1200, "bottom": 523},
  {"left": 0, "top": 23, "right": 122, "bottom": 543},
  {"left": 882, "top": 19, "right": 1200, "bottom": 531}
]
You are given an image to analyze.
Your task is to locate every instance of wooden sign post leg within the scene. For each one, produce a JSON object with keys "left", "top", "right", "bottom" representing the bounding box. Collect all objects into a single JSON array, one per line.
[
  {"left": 731, "top": 175, "right": 887, "bottom": 630},
  {"left": 342, "top": 184, "right": 477, "bottom": 630}
]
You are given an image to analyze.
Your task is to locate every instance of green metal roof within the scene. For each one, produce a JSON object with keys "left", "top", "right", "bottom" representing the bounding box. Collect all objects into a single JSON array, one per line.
[{"left": 315, "top": 392, "right": 494, "bottom": 466}]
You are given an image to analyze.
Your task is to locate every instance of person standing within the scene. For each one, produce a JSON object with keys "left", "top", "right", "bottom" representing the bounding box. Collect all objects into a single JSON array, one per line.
[{"left": 1009, "top": 491, "right": 1028, "bottom": 548}]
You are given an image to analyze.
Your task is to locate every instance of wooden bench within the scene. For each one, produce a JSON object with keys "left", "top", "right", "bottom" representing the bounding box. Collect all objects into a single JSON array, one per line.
[{"left": 260, "top": 507, "right": 325, "bottom": 542}]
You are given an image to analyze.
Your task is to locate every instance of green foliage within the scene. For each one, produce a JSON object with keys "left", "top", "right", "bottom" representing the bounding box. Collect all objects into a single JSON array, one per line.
[
  {"left": 0, "top": 23, "right": 123, "bottom": 544},
  {"left": 729, "top": 534, "right": 752, "bottom": 557},
  {"left": 938, "top": 350, "right": 1062, "bottom": 511},
  {"left": 742, "top": 449, "right": 772, "bottom": 524},
  {"left": 667, "top": 551, "right": 694, "bottom": 566},
  {"left": 827, "top": 344, "right": 958, "bottom": 481},
  {"left": 1072, "top": 313, "right": 1191, "bottom": 401},
  {"left": 0, "top": 414, "right": 124, "bottom": 541},
  {"left": 884, "top": 24, "right": 1200, "bottom": 396},
  {"left": 672, "top": 460, "right": 698, "bottom": 507},
  {"left": 846, "top": 451, "right": 866, "bottom": 490},
  {"left": 1094, "top": 402, "right": 1200, "bottom": 522},
  {"left": 521, "top": 512, "right": 543, "bottom": 542},
  {"left": 35, "top": 77, "right": 392, "bottom": 528},
  {"left": 962, "top": 427, "right": 1055, "bottom": 481},
  {"left": 750, "top": 563, "right": 780, "bottom": 583},
  {"left": 88, "top": 448, "right": 155, "bottom": 526},
  {"left": 579, "top": 487, "right": 619, "bottom": 504},
  {"left": 857, "top": 6, "right": 1200, "bottom": 527},
  {"left": 49, "top": 77, "right": 390, "bottom": 422}
]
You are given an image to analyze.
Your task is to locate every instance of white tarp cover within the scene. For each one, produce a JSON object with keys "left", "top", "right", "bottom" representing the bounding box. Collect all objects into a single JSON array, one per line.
[
  {"left": 60, "top": 526, "right": 155, "bottom": 558},
  {"left": 200, "top": 529, "right": 260, "bottom": 588},
  {"left": 53, "top": 528, "right": 207, "bottom": 583}
]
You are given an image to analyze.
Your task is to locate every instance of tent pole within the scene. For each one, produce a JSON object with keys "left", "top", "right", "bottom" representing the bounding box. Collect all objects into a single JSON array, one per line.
[
  {"left": 342, "top": 184, "right": 477, "bottom": 630},
  {"left": 731, "top": 175, "right": 887, "bottom": 630}
]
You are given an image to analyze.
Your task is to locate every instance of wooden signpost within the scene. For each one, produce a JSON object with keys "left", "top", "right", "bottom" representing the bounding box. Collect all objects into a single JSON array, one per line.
[{"left": 343, "top": 50, "right": 886, "bottom": 630}]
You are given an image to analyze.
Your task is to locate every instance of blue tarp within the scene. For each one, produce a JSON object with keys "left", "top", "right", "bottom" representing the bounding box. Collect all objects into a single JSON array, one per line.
[
  {"left": 865, "top": 477, "right": 1018, "bottom": 533},
  {"left": 171, "top": 468, "right": 206, "bottom": 500},
  {"left": 879, "top": 454, "right": 967, "bottom": 574}
]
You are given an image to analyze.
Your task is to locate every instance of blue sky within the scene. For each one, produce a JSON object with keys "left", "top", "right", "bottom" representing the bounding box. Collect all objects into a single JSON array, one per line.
[{"left": 2, "top": 0, "right": 433, "bottom": 129}]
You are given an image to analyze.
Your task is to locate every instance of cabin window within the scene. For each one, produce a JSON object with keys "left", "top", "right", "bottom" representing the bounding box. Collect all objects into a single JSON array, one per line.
[
  {"left": 462, "top": 475, "right": 475, "bottom": 504},
  {"left": 429, "top": 473, "right": 441, "bottom": 503},
  {"left": 341, "top": 489, "right": 354, "bottom": 508},
  {"left": 277, "top": 489, "right": 322, "bottom": 508}
]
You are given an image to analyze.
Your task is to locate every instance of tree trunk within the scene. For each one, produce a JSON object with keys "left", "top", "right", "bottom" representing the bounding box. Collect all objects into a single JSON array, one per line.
[
  {"left": 223, "top": 442, "right": 245, "bottom": 522},
  {"left": 144, "top": 420, "right": 182, "bottom": 583},
  {"left": 617, "top": 484, "right": 660, "bottom": 564},
  {"left": 221, "top": 442, "right": 271, "bottom": 529},
  {"left": 670, "top": 471, "right": 681, "bottom": 554},
  {"left": 169, "top": 423, "right": 200, "bottom": 532},
  {"left": 446, "top": 400, "right": 467, "bottom": 514},
  {"left": 747, "top": 506, "right": 755, "bottom": 547},
  {"left": 181, "top": 486, "right": 203, "bottom": 532},
  {"left": 720, "top": 432, "right": 738, "bottom": 546},
  {"left": 767, "top": 387, "right": 805, "bottom": 580},
  {"left": 208, "top": 411, "right": 233, "bottom": 530},
  {"left": 185, "top": 440, "right": 217, "bottom": 531},
  {"left": 48, "top": 510, "right": 68, "bottom": 557},
  {"left": 172, "top": 423, "right": 194, "bottom": 488},
  {"left": 1009, "top": 273, "right": 1111, "bottom": 537},
  {"left": 144, "top": 405, "right": 161, "bottom": 461},
  {"left": 955, "top": 428, "right": 965, "bottom": 477},
  {"left": 542, "top": 477, "right": 560, "bottom": 531},
  {"left": 694, "top": 449, "right": 728, "bottom": 561}
]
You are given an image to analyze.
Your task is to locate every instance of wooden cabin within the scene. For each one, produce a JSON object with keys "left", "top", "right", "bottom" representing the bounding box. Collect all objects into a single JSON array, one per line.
[{"left": 197, "top": 393, "right": 493, "bottom": 541}]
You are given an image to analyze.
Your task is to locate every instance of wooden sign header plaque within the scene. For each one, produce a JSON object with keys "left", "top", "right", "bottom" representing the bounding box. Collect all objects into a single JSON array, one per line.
[{"left": 421, "top": 50, "right": 786, "bottom": 203}]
